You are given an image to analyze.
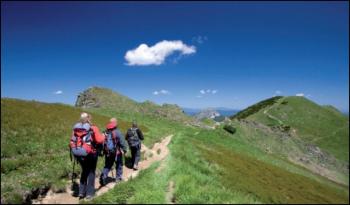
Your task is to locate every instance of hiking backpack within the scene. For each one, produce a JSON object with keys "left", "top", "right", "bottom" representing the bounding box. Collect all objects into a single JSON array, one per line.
[
  {"left": 127, "top": 128, "right": 140, "bottom": 147},
  {"left": 104, "top": 129, "right": 119, "bottom": 154},
  {"left": 69, "top": 123, "right": 94, "bottom": 157}
]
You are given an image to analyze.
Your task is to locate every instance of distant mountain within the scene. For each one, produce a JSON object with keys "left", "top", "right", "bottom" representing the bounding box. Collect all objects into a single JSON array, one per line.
[
  {"left": 182, "top": 108, "right": 201, "bottom": 116},
  {"left": 194, "top": 108, "right": 220, "bottom": 120},
  {"left": 183, "top": 107, "right": 239, "bottom": 117}
]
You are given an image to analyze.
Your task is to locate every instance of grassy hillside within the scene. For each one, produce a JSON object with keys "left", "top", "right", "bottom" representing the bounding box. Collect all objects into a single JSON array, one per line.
[
  {"left": 2, "top": 97, "right": 349, "bottom": 204},
  {"left": 0, "top": 98, "right": 148, "bottom": 204},
  {"left": 231, "top": 96, "right": 283, "bottom": 120},
  {"left": 75, "top": 87, "right": 193, "bottom": 123},
  {"left": 88, "top": 113, "right": 348, "bottom": 204},
  {"left": 247, "top": 96, "right": 349, "bottom": 163}
]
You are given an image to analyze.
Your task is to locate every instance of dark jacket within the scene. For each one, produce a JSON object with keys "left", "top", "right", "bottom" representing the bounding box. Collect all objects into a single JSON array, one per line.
[{"left": 125, "top": 127, "right": 144, "bottom": 147}]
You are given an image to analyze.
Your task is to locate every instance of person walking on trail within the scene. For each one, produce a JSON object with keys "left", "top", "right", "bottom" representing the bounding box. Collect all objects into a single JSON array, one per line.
[
  {"left": 99, "top": 118, "right": 128, "bottom": 186},
  {"left": 125, "top": 120, "right": 144, "bottom": 170},
  {"left": 69, "top": 113, "right": 104, "bottom": 200}
]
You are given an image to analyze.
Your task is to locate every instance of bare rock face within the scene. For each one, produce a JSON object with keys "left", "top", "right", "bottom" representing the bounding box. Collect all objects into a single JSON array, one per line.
[
  {"left": 195, "top": 108, "right": 220, "bottom": 120},
  {"left": 75, "top": 90, "right": 101, "bottom": 108}
]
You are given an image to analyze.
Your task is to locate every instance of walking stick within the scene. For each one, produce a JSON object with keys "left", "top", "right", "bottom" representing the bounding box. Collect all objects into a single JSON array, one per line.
[
  {"left": 69, "top": 147, "right": 76, "bottom": 184},
  {"left": 72, "top": 157, "right": 76, "bottom": 184}
]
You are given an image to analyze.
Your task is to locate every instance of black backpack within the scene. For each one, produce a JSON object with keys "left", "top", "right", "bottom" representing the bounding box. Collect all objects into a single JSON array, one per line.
[{"left": 127, "top": 128, "right": 140, "bottom": 147}]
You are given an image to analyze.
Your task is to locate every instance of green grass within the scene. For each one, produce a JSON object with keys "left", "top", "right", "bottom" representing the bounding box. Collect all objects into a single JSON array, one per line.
[
  {"left": 0, "top": 98, "right": 143, "bottom": 203},
  {"left": 199, "top": 143, "right": 348, "bottom": 204},
  {"left": 91, "top": 126, "right": 260, "bottom": 204},
  {"left": 200, "top": 118, "right": 216, "bottom": 127},
  {"left": 76, "top": 87, "right": 192, "bottom": 123},
  {"left": 2, "top": 97, "right": 349, "bottom": 204},
  {"left": 231, "top": 96, "right": 282, "bottom": 120},
  {"left": 92, "top": 115, "right": 348, "bottom": 204},
  {"left": 86, "top": 162, "right": 168, "bottom": 204},
  {"left": 249, "top": 96, "right": 349, "bottom": 162}
]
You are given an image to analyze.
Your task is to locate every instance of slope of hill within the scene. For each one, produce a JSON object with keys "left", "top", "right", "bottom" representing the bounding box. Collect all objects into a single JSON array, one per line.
[
  {"left": 2, "top": 96, "right": 349, "bottom": 204},
  {"left": 247, "top": 96, "right": 349, "bottom": 162},
  {"left": 231, "top": 96, "right": 283, "bottom": 120},
  {"left": 89, "top": 120, "right": 349, "bottom": 204},
  {"left": 229, "top": 96, "right": 349, "bottom": 185},
  {"left": 76, "top": 87, "right": 192, "bottom": 123},
  {"left": 0, "top": 98, "right": 146, "bottom": 204}
]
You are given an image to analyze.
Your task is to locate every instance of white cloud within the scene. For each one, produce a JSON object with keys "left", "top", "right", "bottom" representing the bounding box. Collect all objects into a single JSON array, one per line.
[
  {"left": 192, "top": 36, "right": 208, "bottom": 44},
  {"left": 296, "top": 93, "right": 304, "bottom": 97},
  {"left": 125, "top": 40, "right": 196, "bottom": 66},
  {"left": 199, "top": 89, "right": 218, "bottom": 96},
  {"left": 54, "top": 90, "right": 63, "bottom": 95},
  {"left": 153, "top": 89, "right": 170, "bottom": 95},
  {"left": 160, "top": 89, "right": 170, "bottom": 95},
  {"left": 275, "top": 90, "right": 282, "bottom": 95}
]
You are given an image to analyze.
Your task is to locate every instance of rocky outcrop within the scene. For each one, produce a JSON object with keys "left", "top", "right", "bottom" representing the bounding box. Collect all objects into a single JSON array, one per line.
[
  {"left": 195, "top": 108, "right": 220, "bottom": 120},
  {"left": 75, "top": 90, "right": 101, "bottom": 108}
]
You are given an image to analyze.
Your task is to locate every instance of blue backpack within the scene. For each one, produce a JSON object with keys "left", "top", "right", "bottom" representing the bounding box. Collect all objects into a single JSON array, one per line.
[{"left": 104, "top": 129, "right": 118, "bottom": 154}]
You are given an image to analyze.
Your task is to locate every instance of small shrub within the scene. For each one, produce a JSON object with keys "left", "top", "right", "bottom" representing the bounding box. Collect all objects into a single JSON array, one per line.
[
  {"left": 282, "top": 125, "right": 290, "bottom": 132},
  {"left": 223, "top": 125, "right": 236, "bottom": 134}
]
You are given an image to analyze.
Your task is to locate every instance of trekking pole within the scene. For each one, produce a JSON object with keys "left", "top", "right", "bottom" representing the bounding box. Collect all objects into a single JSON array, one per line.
[
  {"left": 69, "top": 147, "right": 72, "bottom": 162},
  {"left": 72, "top": 157, "right": 76, "bottom": 184},
  {"left": 69, "top": 148, "right": 76, "bottom": 184}
]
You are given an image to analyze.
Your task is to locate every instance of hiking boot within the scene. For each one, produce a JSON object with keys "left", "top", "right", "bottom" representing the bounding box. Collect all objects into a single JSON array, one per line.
[
  {"left": 115, "top": 178, "right": 123, "bottom": 183},
  {"left": 133, "top": 164, "right": 138, "bottom": 170},
  {"left": 78, "top": 194, "right": 85, "bottom": 200},
  {"left": 99, "top": 175, "right": 107, "bottom": 187},
  {"left": 85, "top": 195, "right": 94, "bottom": 201}
]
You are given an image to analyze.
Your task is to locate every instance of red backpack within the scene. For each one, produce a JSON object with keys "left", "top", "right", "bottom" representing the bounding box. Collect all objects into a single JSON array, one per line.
[{"left": 69, "top": 122, "right": 94, "bottom": 157}]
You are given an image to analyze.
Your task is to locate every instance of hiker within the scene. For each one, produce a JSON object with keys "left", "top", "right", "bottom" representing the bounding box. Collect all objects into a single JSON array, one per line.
[
  {"left": 99, "top": 118, "right": 128, "bottom": 186},
  {"left": 69, "top": 112, "right": 104, "bottom": 200},
  {"left": 125, "top": 120, "right": 144, "bottom": 170}
]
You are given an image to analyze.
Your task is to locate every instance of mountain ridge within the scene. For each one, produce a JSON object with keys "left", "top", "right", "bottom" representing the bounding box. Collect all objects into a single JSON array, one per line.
[{"left": 75, "top": 87, "right": 193, "bottom": 123}]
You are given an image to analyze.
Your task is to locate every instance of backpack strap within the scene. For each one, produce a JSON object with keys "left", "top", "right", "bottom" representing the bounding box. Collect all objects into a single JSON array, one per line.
[{"left": 112, "top": 129, "right": 118, "bottom": 144}]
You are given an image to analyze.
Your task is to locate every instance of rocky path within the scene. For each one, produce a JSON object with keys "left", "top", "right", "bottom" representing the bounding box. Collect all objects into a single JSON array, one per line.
[{"left": 33, "top": 135, "right": 173, "bottom": 204}]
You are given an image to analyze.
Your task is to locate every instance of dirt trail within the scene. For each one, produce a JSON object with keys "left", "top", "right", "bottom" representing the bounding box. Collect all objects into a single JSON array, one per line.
[
  {"left": 263, "top": 105, "right": 283, "bottom": 125},
  {"left": 33, "top": 135, "right": 173, "bottom": 204}
]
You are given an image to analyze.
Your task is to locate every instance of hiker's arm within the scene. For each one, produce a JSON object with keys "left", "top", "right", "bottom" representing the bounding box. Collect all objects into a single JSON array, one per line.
[
  {"left": 91, "top": 125, "right": 104, "bottom": 144},
  {"left": 117, "top": 130, "right": 128, "bottom": 153},
  {"left": 137, "top": 129, "right": 144, "bottom": 140}
]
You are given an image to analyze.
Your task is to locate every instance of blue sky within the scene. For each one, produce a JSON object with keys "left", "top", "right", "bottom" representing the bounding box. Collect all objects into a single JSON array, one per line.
[{"left": 1, "top": 2, "right": 349, "bottom": 111}]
